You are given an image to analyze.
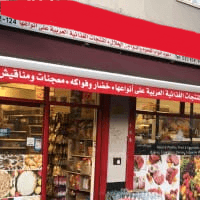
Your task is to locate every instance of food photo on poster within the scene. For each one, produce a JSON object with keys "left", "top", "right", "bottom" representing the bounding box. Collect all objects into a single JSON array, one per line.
[
  {"left": 134, "top": 154, "right": 180, "bottom": 200},
  {"left": 179, "top": 155, "right": 200, "bottom": 199},
  {"left": 15, "top": 170, "right": 42, "bottom": 197},
  {"left": 134, "top": 155, "right": 147, "bottom": 191},
  {"left": 0, "top": 153, "right": 42, "bottom": 200}
]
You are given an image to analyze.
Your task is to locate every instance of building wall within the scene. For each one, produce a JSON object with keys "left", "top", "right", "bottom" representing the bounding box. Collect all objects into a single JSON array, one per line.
[
  {"left": 75, "top": 0, "right": 200, "bottom": 33},
  {"left": 73, "top": 0, "right": 200, "bottom": 187},
  {"left": 107, "top": 96, "right": 129, "bottom": 183}
]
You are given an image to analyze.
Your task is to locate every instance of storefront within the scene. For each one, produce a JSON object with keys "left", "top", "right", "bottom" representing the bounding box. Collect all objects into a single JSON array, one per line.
[
  {"left": 1, "top": 22, "right": 200, "bottom": 200},
  {"left": 0, "top": 82, "right": 101, "bottom": 200}
]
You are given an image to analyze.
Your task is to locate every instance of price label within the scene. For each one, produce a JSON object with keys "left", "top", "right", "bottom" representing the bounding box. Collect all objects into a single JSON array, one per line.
[
  {"left": 34, "top": 138, "right": 42, "bottom": 151},
  {"left": 27, "top": 137, "right": 35, "bottom": 146}
]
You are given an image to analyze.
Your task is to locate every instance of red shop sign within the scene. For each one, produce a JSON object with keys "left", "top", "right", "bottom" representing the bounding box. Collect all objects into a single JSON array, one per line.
[{"left": 1, "top": 66, "right": 200, "bottom": 103}]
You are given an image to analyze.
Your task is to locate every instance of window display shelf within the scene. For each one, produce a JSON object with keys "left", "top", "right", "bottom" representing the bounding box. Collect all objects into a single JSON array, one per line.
[
  {"left": 0, "top": 138, "right": 26, "bottom": 141},
  {"left": 75, "top": 138, "right": 93, "bottom": 141},
  {"left": 4, "top": 114, "right": 43, "bottom": 117},
  {"left": 10, "top": 131, "right": 27, "bottom": 133},
  {"left": 68, "top": 187, "right": 90, "bottom": 193},
  {"left": 28, "top": 125, "right": 43, "bottom": 127},
  {"left": 30, "top": 133, "right": 43, "bottom": 136},
  {"left": 0, "top": 147, "right": 26, "bottom": 149},
  {"left": 67, "top": 170, "right": 91, "bottom": 177},
  {"left": 71, "top": 154, "right": 91, "bottom": 158},
  {"left": 192, "top": 138, "right": 200, "bottom": 142}
]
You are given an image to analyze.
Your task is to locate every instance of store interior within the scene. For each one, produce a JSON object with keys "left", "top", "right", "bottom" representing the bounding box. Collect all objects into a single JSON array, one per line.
[{"left": 0, "top": 83, "right": 98, "bottom": 200}]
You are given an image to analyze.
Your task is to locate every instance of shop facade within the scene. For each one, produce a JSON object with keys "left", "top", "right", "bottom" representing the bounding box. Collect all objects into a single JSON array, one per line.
[
  {"left": 1, "top": 14, "right": 200, "bottom": 200},
  {"left": 0, "top": 69, "right": 110, "bottom": 200}
]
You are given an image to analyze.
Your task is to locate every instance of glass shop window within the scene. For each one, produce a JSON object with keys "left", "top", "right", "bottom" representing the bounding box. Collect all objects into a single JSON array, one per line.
[
  {"left": 47, "top": 105, "right": 97, "bottom": 199},
  {"left": 0, "top": 83, "right": 44, "bottom": 100},
  {"left": 0, "top": 104, "right": 43, "bottom": 154},
  {"left": 191, "top": 119, "right": 200, "bottom": 142},
  {"left": 50, "top": 88, "right": 99, "bottom": 105},
  {"left": 194, "top": 103, "right": 200, "bottom": 115},
  {"left": 185, "top": 102, "right": 191, "bottom": 115},
  {"left": 159, "top": 100, "right": 180, "bottom": 113},
  {"left": 135, "top": 114, "right": 156, "bottom": 144},
  {"left": 136, "top": 98, "right": 156, "bottom": 112},
  {"left": 159, "top": 117, "right": 190, "bottom": 142}
]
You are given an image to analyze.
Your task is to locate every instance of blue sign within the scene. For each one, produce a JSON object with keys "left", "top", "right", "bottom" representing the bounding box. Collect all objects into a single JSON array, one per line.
[
  {"left": 34, "top": 138, "right": 42, "bottom": 152},
  {"left": 0, "top": 128, "right": 10, "bottom": 137}
]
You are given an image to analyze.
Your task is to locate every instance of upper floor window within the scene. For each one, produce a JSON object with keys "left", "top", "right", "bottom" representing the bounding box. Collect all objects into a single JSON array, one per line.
[{"left": 177, "top": 0, "right": 200, "bottom": 8}]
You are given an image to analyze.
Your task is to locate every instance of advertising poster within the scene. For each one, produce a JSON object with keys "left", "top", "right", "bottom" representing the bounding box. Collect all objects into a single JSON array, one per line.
[
  {"left": 134, "top": 154, "right": 180, "bottom": 200},
  {"left": 0, "top": 154, "right": 42, "bottom": 200}
]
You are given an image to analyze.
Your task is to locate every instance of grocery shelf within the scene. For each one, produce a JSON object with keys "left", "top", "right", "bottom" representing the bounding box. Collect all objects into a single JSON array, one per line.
[
  {"left": 71, "top": 155, "right": 91, "bottom": 158},
  {"left": 0, "top": 147, "right": 26, "bottom": 149},
  {"left": 0, "top": 138, "right": 26, "bottom": 142},
  {"left": 68, "top": 187, "right": 90, "bottom": 193},
  {"left": 75, "top": 138, "right": 93, "bottom": 141},
  {"left": 67, "top": 170, "right": 91, "bottom": 176},
  {"left": 5, "top": 114, "right": 43, "bottom": 117},
  {"left": 10, "top": 131, "right": 27, "bottom": 133},
  {"left": 30, "top": 133, "right": 43, "bottom": 136}
]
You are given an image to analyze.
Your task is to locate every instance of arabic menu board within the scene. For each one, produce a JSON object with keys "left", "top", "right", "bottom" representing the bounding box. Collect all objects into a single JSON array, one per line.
[
  {"left": 0, "top": 154, "right": 42, "bottom": 200},
  {"left": 1, "top": 67, "right": 200, "bottom": 103},
  {"left": 134, "top": 154, "right": 180, "bottom": 200}
]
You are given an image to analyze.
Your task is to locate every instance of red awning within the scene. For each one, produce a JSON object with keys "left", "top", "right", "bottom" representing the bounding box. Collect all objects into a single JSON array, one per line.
[
  {"left": 1, "top": 1, "right": 200, "bottom": 60},
  {"left": 1, "top": 26, "right": 200, "bottom": 103},
  {"left": 0, "top": 27, "right": 200, "bottom": 86}
]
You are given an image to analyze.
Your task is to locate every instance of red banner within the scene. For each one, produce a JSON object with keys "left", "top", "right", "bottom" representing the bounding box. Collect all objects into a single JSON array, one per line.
[
  {"left": 1, "top": 1, "right": 200, "bottom": 61},
  {"left": 1, "top": 66, "right": 200, "bottom": 103}
]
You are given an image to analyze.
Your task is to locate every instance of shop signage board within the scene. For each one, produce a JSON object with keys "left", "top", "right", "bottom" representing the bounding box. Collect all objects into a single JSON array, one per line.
[
  {"left": 135, "top": 143, "right": 200, "bottom": 155},
  {"left": 134, "top": 153, "right": 200, "bottom": 199},
  {"left": 1, "top": 66, "right": 200, "bottom": 103},
  {"left": 0, "top": 14, "right": 200, "bottom": 67},
  {"left": 26, "top": 137, "right": 35, "bottom": 146}
]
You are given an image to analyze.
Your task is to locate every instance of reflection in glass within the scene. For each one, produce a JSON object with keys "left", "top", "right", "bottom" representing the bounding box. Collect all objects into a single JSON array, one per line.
[
  {"left": 0, "top": 104, "right": 43, "bottom": 154},
  {"left": 192, "top": 119, "right": 200, "bottom": 142},
  {"left": 136, "top": 98, "right": 156, "bottom": 112},
  {"left": 185, "top": 102, "right": 190, "bottom": 115},
  {"left": 194, "top": 103, "right": 200, "bottom": 115},
  {"left": 159, "top": 100, "right": 180, "bottom": 113},
  {"left": 159, "top": 117, "right": 190, "bottom": 142},
  {"left": 0, "top": 83, "right": 44, "bottom": 100},
  {"left": 50, "top": 88, "right": 99, "bottom": 105},
  {"left": 135, "top": 114, "right": 156, "bottom": 143}
]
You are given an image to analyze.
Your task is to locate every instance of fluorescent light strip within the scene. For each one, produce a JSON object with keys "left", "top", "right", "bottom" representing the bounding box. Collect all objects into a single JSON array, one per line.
[{"left": 0, "top": 55, "right": 200, "bottom": 93}]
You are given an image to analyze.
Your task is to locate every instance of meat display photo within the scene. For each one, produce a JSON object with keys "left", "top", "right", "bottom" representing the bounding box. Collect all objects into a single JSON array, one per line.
[
  {"left": 133, "top": 175, "right": 146, "bottom": 190},
  {"left": 146, "top": 155, "right": 164, "bottom": 188},
  {"left": 146, "top": 154, "right": 180, "bottom": 200},
  {"left": 133, "top": 155, "right": 147, "bottom": 191},
  {"left": 134, "top": 155, "right": 146, "bottom": 171},
  {"left": 148, "top": 154, "right": 161, "bottom": 165}
]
